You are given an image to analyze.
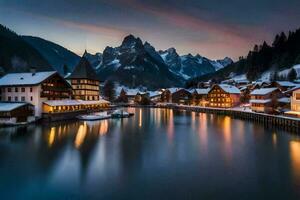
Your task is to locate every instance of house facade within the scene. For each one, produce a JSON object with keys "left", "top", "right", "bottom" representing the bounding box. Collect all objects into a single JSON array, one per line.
[
  {"left": 250, "top": 88, "right": 281, "bottom": 113},
  {"left": 67, "top": 57, "right": 100, "bottom": 101},
  {"left": 171, "top": 89, "right": 192, "bottom": 105},
  {"left": 0, "top": 71, "right": 72, "bottom": 117},
  {"left": 207, "top": 84, "right": 241, "bottom": 108},
  {"left": 191, "top": 88, "right": 210, "bottom": 107}
]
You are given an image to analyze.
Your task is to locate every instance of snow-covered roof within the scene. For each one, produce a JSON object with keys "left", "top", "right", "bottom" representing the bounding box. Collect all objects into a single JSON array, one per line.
[
  {"left": 250, "top": 88, "right": 278, "bottom": 95},
  {"left": 0, "top": 71, "right": 57, "bottom": 86},
  {"left": 43, "top": 99, "right": 110, "bottom": 107},
  {"left": 278, "top": 97, "right": 291, "bottom": 103},
  {"left": 149, "top": 91, "right": 161, "bottom": 98},
  {"left": 0, "top": 102, "right": 32, "bottom": 112},
  {"left": 167, "top": 87, "right": 182, "bottom": 94},
  {"left": 250, "top": 99, "right": 271, "bottom": 104},
  {"left": 275, "top": 81, "right": 296, "bottom": 87},
  {"left": 193, "top": 88, "right": 210, "bottom": 95},
  {"left": 217, "top": 84, "right": 241, "bottom": 94}
]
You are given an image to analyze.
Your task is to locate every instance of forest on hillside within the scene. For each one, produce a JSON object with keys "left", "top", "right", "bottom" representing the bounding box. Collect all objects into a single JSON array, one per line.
[{"left": 187, "top": 28, "right": 300, "bottom": 87}]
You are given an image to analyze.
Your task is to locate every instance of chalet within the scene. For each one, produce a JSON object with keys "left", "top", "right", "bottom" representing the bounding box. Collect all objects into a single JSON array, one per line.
[
  {"left": 171, "top": 89, "right": 192, "bottom": 105},
  {"left": 67, "top": 57, "right": 100, "bottom": 101},
  {"left": 160, "top": 88, "right": 181, "bottom": 103},
  {"left": 269, "top": 81, "right": 296, "bottom": 92},
  {"left": 0, "top": 102, "right": 34, "bottom": 125},
  {"left": 250, "top": 88, "right": 282, "bottom": 113},
  {"left": 149, "top": 91, "right": 161, "bottom": 103},
  {"left": 191, "top": 88, "right": 210, "bottom": 106},
  {"left": 207, "top": 84, "right": 241, "bottom": 108},
  {"left": 134, "top": 92, "right": 149, "bottom": 104},
  {"left": 0, "top": 71, "right": 72, "bottom": 117},
  {"left": 285, "top": 88, "right": 300, "bottom": 117}
]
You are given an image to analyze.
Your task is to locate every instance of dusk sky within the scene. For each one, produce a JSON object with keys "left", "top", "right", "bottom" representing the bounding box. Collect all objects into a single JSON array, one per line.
[{"left": 1, "top": 0, "right": 300, "bottom": 60}]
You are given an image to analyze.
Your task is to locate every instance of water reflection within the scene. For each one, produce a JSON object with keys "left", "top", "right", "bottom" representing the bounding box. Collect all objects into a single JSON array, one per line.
[
  {"left": 48, "top": 127, "right": 55, "bottom": 147},
  {"left": 75, "top": 122, "right": 88, "bottom": 149},
  {"left": 290, "top": 140, "right": 300, "bottom": 185},
  {"left": 0, "top": 108, "right": 299, "bottom": 199}
]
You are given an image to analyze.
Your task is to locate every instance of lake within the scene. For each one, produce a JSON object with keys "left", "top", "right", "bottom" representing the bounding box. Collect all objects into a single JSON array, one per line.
[{"left": 0, "top": 108, "right": 300, "bottom": 199}]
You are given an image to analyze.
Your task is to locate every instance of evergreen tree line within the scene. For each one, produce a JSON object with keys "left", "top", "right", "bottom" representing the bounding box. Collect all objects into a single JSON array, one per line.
[{"left": 186, "top": 28, "right": 300, "bottom": 87}]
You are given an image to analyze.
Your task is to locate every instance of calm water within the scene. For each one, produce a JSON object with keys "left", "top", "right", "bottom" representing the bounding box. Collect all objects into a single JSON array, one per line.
[{"left": 0, "top": 108, "right": 300, "bottom": 200}]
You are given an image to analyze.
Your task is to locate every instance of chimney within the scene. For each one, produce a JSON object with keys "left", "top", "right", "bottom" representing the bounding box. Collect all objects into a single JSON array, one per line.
[{"left": 30, "top": 67, "right": 36, "bottom": 76}]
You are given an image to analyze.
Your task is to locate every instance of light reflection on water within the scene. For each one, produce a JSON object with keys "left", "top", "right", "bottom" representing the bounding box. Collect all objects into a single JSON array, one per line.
[{"left": 0, "top": 108, "right": 299, "bottom": 199}]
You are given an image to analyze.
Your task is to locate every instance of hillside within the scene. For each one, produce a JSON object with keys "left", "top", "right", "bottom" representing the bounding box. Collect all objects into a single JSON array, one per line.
[
  {"left": 187, "top": 28, "right": 300, "bottom": 86},
  {"left": 0, "top": 24, "right": 52, "bottom": 73},
  {"left": 23, "top": 36, "right": 81, "bottom": 75}
]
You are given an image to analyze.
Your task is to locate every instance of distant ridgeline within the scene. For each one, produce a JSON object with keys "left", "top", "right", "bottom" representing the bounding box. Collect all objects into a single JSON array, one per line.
[
  {"left": 0, "top": 23, "right": 233, "bottom": 89},
  {"left": 187, "top": 27, "right": 300, "bottom": 87}
]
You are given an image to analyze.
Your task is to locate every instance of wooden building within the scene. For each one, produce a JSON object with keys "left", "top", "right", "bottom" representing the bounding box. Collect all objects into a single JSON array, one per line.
[
  {"left": 43, "top": 99, "right": 110, "bottom": 114},
  {"left": 269, "top": 81, "right": 296, "bottom": 92},
  {"left": 207, "top": 84, "right": 241, "bottom": 108},
  {"left": 0, "top": 102, "right": 34, "bottom": 124},
  {"left": 250, "top": 87, "right": 281, "bottom": 113},
  {"left": 285, "top": 88, "right": 300, "bottom": 117},
  {"left": 160, "top": 88, "right": 180, "bottom": 103},
  {"left": 67, "top": 57, "right": 100, "bottom": 101},
  {"left": 171, "top": 89, "right": 192, "bottom": 105},
  {"left": 0, "top": 71, "right": 72, "bottom": 117},
  {"left": 191, "top": 88, "right": 210, "bottom": 106}
]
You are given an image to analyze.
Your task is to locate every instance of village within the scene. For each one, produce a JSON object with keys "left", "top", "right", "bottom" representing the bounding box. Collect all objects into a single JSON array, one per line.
[
  {"left": 0, "top": 55, "right": 300, "bottom": 126},
  {"left": 116, "top": 76, "right": 300, "bottom": 119}
]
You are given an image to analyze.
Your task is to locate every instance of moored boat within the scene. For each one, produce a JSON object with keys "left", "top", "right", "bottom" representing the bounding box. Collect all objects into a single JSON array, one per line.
[{"left": 111, "top": 109, "right": 134, "bottom": 118}]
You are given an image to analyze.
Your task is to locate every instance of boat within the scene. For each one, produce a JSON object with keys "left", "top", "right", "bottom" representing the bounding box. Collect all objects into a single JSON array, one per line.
[
  {"left": 111, "top": 109, "right": 134, "bottom": 118},
  {"left": 77, "top": 112, "right": 111, "bottom": 121}
]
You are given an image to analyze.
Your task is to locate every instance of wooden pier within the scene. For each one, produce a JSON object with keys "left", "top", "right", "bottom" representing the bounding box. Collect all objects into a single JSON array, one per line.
[{"left": 133, "top": 104, "right": 300, "bottom": 134}]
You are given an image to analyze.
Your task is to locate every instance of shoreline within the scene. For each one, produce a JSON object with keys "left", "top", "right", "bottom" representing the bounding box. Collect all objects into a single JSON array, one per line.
[{"left": 126, "top": 104, "right": 300, "bottom": 134}]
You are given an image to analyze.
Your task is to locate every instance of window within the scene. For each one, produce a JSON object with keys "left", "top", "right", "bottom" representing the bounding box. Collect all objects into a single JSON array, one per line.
[
  {"left": 21, "top": 88, "right": 25, "bottom": 92},
  {"left": 8, "top": 88, "right": 11, "bottom": 92},
  {"left": 8, "top": 96, "right": 11, "bottom": 101},
  {"left": 14, "top": 96, "right": 18, "bottom": 101},
  {"left": 15, "top": 87, "right": 18, "bottom": 92},
  {"left": 296, "top": 93, "right": 300, "bottom": 100},
  {"left": 30, "top": 96, "right": 33, "bottom": 101},
  {"left": 30, "top": 87, "right": 33, "bottom": 92},
  {"left": 21, "top": 96, "right": 25, "bottom": 101}
]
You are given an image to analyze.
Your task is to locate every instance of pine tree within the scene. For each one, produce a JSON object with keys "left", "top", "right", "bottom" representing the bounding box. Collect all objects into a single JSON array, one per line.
[
  {"left": 288, "top": 68, "right": 297, "bottom": 81},
  {"left": 103, "top": 80, "right": 116, "bottom": 101}
]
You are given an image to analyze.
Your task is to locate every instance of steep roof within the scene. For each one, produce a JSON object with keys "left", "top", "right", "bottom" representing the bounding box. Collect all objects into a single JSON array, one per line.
[
  {"left": 194, "top": 88, "right": 210, "bottom": 95},
  {"left": 0, "top": 71, "right": 57, "bottom": 86},
  {"left": 68, "top": 57, "right": 98, "bottom": 80},
  {"left": 214, "top": 84, "right": 241, "bottom": 94},
  {"left": 250, "top": 88, "right": 278, "bottom": 95}
]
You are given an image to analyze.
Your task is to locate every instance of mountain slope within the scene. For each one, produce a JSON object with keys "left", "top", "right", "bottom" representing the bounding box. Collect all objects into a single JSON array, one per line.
[
  {"left": 22, "top": 36, "right": 80, "bottom": 75},
  {"left": 0, "top": 24, "right": 52, "bottom": 73},
  {"left": 96, "top": 35, "right": 183, "bottom": 89},
  {"left": 187, "top": 27, "right": 300, "bottom": 86},
  {"left": 159, "top": 48, "right": 232, "bottom": 80}
]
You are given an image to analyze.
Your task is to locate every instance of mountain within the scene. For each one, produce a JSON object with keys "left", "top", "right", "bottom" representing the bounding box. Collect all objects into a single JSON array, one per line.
[
  {"left": 22, "top": 36, "right": 80, "bottom": 75},
  {"left": 0, "top": 24, "right": 52, "bottom": 73},
  {"left": 158, "top": 48, "right": 232, "bottom": 80},
  {"left": 83, "top": 51, "right": 102, "bottom": 70},
  {"left": 187, "top": 27, "right": 300, "bottom": 86},
  {"left": 96, "top": 35, "right": 183, "bottom": 89}
]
